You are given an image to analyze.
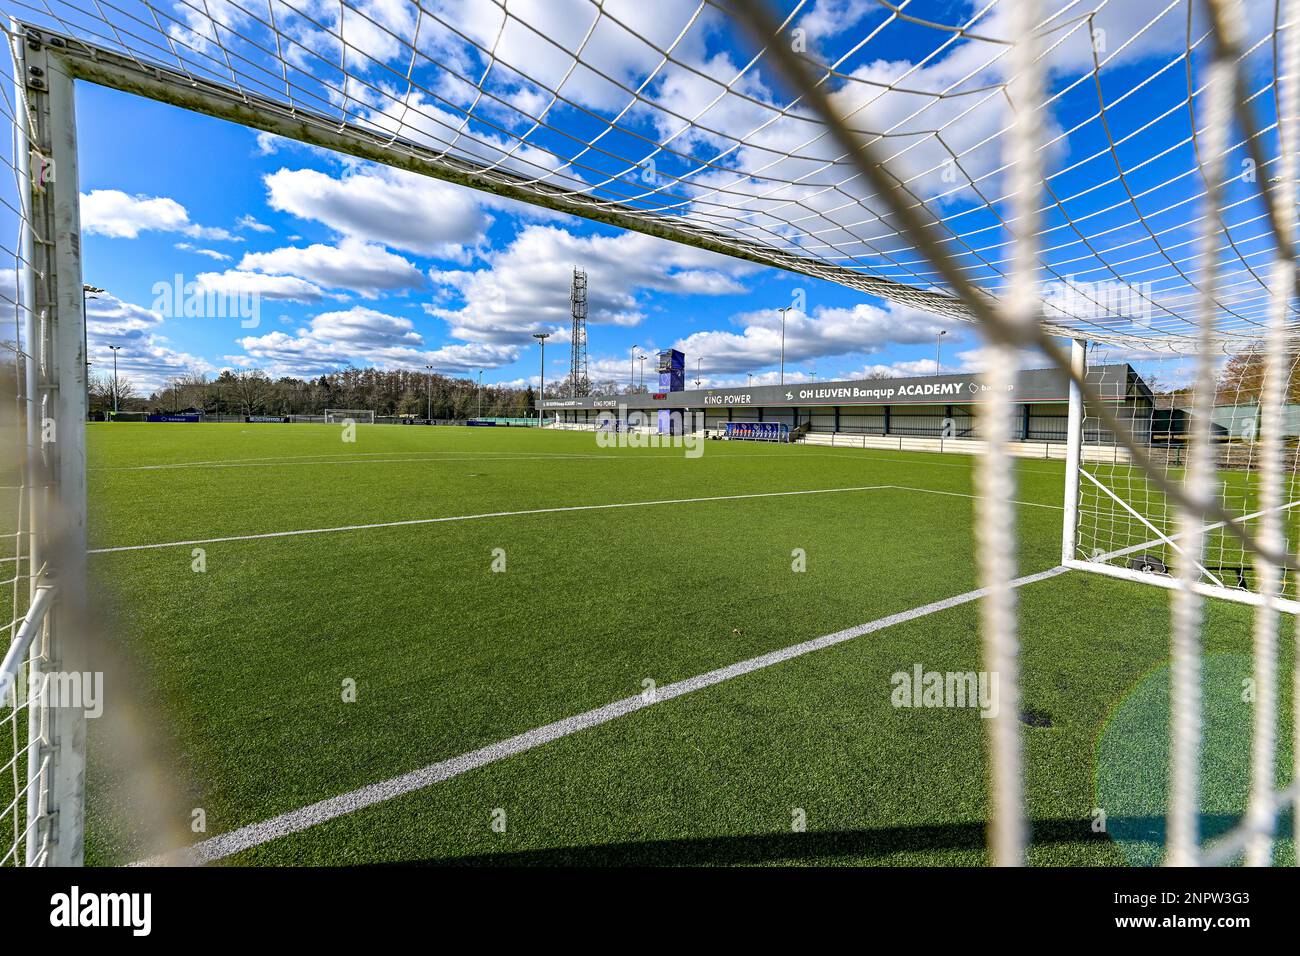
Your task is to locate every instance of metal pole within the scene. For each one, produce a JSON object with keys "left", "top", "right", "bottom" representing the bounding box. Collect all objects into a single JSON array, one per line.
[
  {"left": 533, "top": 332, "right": 550, "bottom": 424},
  {"left": 936, "top": 329, "right": 946, "bottom": 372},
  {"left": 778, "top": 307, "right": 791, "bottom": 385},
  {"left": 1061, "top": 338, "right": 1087, "bottom": 564},
  {"left": 695, "top": 356, "right": 702, "bottom": 386},
  {"left": 108, "top": 345, "right": 120, "bottom": 413},
  {"left": 81, "top": 286, "right": 101, "bottom": 418},
  {"left": 630, "top": 347, "right": 638, "bottom": 391},
  {"left": 477, "top": 370, "right": 483, "bottom": 418},
  {"left": 17, "top": 31, "right": 90, "bottom": 865},
  {"left": 424, "top": 364, "right": 433, "bottom": 420}
]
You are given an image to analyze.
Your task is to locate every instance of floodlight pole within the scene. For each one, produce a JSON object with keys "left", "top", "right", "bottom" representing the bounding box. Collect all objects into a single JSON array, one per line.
[
  {"left": 108, "top": 345, "right": 121, "bottom": 413},
  {"left": 936, "top": 329, "right": 947, "bottom": 372},
  {"left": 777, "top": 306, "right": 793, "bottom": 385},
  {"left": 1061, "top": 338, "right": 1087, "bottom": 564},
  {"left": 629, "top": 347, "right": 639, "bottom": 392},
  {"left": 82, "top": 285, "right": 102, "bottom": 416},
  {"left": 477, "top": 370, "right": 483, "bottom": 418},
  {"left": 695, "top": 355, "right": 703, "bottom": 386},
  {"left": 639, "top": 355, "right": 646, "bottom": 390},
  {"left": 533, "top": 332, "right": 551, "bottom": 424},
  {"left": 424, "top": 364, "right": 434, "bottom": 420},
  {"left": 15, "top": 28, "right": 89, "bottom": 865}
]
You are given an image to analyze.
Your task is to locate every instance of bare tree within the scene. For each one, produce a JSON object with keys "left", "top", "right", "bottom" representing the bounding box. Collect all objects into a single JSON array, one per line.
[{"left": 231, "top": 369, "right": 271, "bottom": 415}]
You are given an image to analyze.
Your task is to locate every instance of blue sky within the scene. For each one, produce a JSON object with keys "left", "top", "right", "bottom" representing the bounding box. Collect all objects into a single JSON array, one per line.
[
  {"left": 76, "top": 80, "right": 966, "bottom": 394},
  {"left": 56, "top": 0, "right": 1283, "bottom": 394}
]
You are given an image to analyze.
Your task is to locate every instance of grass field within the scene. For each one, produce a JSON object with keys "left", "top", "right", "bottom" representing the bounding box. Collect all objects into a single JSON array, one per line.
[{"left": 40, "top": 423, "right": 1297, "bottom": 864}]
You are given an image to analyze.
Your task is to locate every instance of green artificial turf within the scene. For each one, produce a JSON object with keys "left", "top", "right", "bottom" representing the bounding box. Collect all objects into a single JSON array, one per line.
[{"left": 24, "top": 422, "right": 1294, "bottom": 864}]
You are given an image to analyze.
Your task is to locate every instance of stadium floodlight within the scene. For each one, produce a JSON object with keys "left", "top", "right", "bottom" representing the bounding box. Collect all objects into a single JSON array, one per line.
[
  {"left": 935, "top": 331, "right": 947, "bottom": 374},
  {"left": 424, "top": 365, "right": 434, "bottom": 420},
  {"left": 532, "top": 333, "right": 551, "bottom": 422},
  {"left": 777, "top": 307, "right": 794, "bottom": 385},
  {"left": 107, "top": 345, "right": 122, "bottom": 414},
  {"left": 4, "top": 0, "right": 1300, "bottom": 872}
]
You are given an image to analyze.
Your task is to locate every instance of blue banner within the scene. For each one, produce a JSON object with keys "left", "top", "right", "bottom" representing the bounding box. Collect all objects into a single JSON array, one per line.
[{"left": 723, "top": 421, "right": 788, "bottom": 442}]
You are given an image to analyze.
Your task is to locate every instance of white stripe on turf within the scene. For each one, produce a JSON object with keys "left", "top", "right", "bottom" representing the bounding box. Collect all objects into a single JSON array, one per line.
[
  {"left": 136, "top": 564, "right": 1067, "bottom": 865},
  {"left": 886, "top": 485, "right": 1064, "bottom": 511},
  {"left": 87, "top": 485, "right": 894, "bottom": 555},
  {"left": 0, "top": 483, "right": 1064, "bottom": 564}
]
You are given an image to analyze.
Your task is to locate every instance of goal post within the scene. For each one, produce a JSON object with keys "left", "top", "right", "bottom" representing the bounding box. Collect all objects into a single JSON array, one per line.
[
  {"left": 323, "top": 409, "right": 375, "bottom": 424},
  {"left": 1061, "top": 339, "right": 1086, "bottom": 566},
  {"left": 4, "top": 23, "right": 90, "bottom": 866},
  {"left": 1062, "top": 340, "right": 1300, "bottom": 614}
]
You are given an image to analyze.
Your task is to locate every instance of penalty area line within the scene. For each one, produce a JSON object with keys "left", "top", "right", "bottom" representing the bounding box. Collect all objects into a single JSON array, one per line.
[
  {"left": 88, "top": 485, "right": 894, "bottom": 555},
  {"left": 136, "top": 563, "right": 1067, "bottom": 866}
]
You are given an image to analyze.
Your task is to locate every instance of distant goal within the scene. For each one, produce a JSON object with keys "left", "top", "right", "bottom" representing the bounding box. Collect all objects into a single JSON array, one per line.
[{"left": 324, "top": 409, "right": 375, "bottom": 425}]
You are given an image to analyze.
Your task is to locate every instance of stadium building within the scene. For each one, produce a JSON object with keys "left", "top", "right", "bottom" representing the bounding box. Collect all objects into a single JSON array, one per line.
[{"left": 538, "top": 363, "right": 1154, "bottom": 457}]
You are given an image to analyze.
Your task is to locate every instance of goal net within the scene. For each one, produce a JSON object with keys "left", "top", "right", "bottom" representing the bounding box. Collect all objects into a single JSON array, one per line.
[
  {"left": 1073, "top": 348, "right": 1300, "bottom": 610},
  {"left": 323, "top": 409, "right": 375, "bottom": 425},
  {"left": 2, "top": 0, "right": 1297, "bottom": 870}
]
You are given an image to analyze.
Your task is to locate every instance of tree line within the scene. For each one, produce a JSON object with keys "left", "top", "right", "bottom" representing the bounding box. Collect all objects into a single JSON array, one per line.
[{"left": 89, "top": 366, "right": 654, "bottom": 419}]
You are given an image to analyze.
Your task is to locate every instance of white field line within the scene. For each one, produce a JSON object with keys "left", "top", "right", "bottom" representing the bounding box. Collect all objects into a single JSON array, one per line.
[
  {"left": 92, "top": 444, "right": 1074, "bottom": 475},
  {"left": 137, "top": 563, "right": 1068, "bottom": 866},
  {"left": 84, "top": 485, "right": 895, "bottom": 556},
  {"left": 102, "top": 453, "right": 643, "bottom": 471},
  {"left": 0, "top": 483, "right": 1067, "bottom": 565},
  {"left": 91, "top": 449, "right": 593, "bottom": 469},
  {"left": 99, "top": 451, "right": 802, "bottom": 472},
  {"left": 887, "top": 485, "right": 1064, "bottom": 511}
]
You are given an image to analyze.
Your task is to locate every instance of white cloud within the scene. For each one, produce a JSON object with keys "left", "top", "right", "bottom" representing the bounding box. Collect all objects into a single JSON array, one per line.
[
  {"left": 263, "top": 165, "right": 494, "bottom": 259},
  {"left": 672, "top": 302, "right": 953, "bottom": 375},
  {"left": 236, "top": 304, "right": 517, "bottom": 377},
  {"left": 236, "top": 214, "right": 274, "bottom": 233},
  {"left": 238, "top": 238, "right": 424, "bottom": 297},
  {"left": 427, "top": 223, "right": 756, "bottom": 343},
  {"left": 84, "top": 292, "right": 214, "bottom": 392},
  {"left": 848, "top": 358, "right": 945, "bottom": 379},
  {"left": 193, "top": 270, "right": 331, "bottom": 303},
  {"left": 81, "top": 189, "right": 236, "bottom": 241},
  {"left": 175, "top": 242, "right": 232, "bottom": 262}
]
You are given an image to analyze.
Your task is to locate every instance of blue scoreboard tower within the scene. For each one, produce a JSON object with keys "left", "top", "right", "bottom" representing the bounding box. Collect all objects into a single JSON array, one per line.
[
  {"left": 657, "top": 349, "right": 685, "bottom": 435},
  {"left": 658, "top": 349, "right": 685, "bottom": 392}
]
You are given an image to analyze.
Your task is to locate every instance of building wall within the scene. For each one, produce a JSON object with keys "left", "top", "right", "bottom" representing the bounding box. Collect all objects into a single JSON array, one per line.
[{"left": 556, "top": 397, "right": 1153, "bottom": 445}]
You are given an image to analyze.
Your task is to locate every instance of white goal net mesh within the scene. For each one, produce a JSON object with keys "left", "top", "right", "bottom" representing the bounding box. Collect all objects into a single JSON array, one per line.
[
  {"left": 1076, "top": 347, "right": 1300, "bottom": 607},
  {"left": 323, "top": 408, "right": 375, "bottom": 424},
  {"left": 0, "top": 0, "right": 1296, "bottom": 867}
]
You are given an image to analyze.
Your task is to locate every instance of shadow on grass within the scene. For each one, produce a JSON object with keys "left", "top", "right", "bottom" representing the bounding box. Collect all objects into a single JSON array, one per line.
[{"left": 375, "top": 809, "right": 1292, "bottom": 867}]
